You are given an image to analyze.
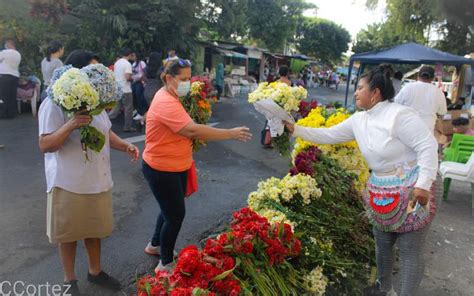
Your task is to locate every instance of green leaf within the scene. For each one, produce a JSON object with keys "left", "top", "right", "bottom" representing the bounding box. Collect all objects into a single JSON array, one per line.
[
  {"left": 192, "top": 288, "right": 210, "bottom": 296},
  {"left": 211, "top": 257, "right": 240, "bottom": 281},
  {"left": 144, "top": 282, "right": 152, "bottom": 294},
  {"left": 80, "top": 126, "right": 106, "bottom": 153},
  {"left": 89, "top": 107, "right": 105, "bottom": 116}
]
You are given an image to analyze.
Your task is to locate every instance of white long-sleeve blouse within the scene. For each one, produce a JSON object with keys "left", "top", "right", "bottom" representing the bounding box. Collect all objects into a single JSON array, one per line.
[{"left": 293, "top": 101, "right": 438, "bottom": 191}]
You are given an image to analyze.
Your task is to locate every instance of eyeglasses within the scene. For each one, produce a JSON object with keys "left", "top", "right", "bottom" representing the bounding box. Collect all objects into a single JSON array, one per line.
[{"left": 178, "top": 59, "right": 192, "bottom": 67}]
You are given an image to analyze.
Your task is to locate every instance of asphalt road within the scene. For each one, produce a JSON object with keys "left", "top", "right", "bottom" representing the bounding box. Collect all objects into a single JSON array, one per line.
[
  {"left": 0, "top": 84, "right": 472, "bottom": 296},
  {"left": 0, "top": 91, "right": 291, "bottom": 295}
]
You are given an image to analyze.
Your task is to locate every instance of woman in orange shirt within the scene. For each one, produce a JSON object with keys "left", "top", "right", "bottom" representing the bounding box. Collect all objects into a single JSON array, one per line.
[{"left": 142, "top": 59, "right": 252, "bottom": 272}]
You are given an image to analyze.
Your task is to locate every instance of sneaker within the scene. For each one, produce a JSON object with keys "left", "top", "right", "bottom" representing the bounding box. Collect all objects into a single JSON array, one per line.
[
  {"left": 63, "top": 280, "right": 81, "bottom": 296},
  {"left": 133, "top": 114, "right": 144, "bottom": 121},
  {"left": 154, "top": 261, "right": 175, "bottom": 274},
  {"left": 133, "top": 110, "right": 138, "bottom": 117},
  {"left": 87, "top": 271, "right": 121, "bottom": 291},
  {"left": 123, "top": 127, "right": 138, "bottom": 133},
  {"left": 144, "top": 242, "right": 178, "bottom": 257},
  {"left": 144, "top": 242, "right": 160, "bottom": 256}
]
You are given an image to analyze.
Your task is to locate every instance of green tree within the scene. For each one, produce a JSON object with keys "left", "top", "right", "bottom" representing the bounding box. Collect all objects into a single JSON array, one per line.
[
  {"left": 436, "top": 22, "right": 474, "bottom": 55},
  {"left": 246, "top": 0, "right": 314, "bottom": 52},
  {"left": 357, "top": 0, "right": 473, "bottom": 55},
  {"left": 0, "top": 0, "right": 66, "bottom": 76},
  {"left": 296, "top": 17, "right": 351, "bottom": 64},
  {"left": 66, "top": 0, "right": 203, "bottom": 63},
  {"left": 202, "top": 0, "right": 249, "bottom": 41},
  {"left": 203, "top": 0, "right": 314, "bottom": 51}
]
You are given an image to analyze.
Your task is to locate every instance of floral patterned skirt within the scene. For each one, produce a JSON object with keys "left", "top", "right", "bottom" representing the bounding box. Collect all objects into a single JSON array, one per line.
[{"left": 363, "top": 166, "right": 436, "bottom": 233}]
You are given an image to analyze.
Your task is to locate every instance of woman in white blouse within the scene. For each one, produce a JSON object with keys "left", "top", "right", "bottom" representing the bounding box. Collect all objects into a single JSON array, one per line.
[
  {"left": 285, "top": 65, "right": 438, "bottom": 296},
  {"left": 38, "top": 51, "right": 139, "bottom": 296}
]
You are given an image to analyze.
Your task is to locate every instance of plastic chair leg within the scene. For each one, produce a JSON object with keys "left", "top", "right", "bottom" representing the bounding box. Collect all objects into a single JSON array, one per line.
[
  {"left": 31, "top": 96, "right": 37, "bottom": 117},
  {"left": 471, "top": 183, "right": 474, "bottom": 216},
  {"left": 443, "top": 178, "right": 452, "bottom": 200}
]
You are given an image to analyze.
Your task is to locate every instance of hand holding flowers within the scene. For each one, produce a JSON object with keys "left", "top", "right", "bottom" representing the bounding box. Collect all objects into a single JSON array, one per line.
[
  {"left": 249, "top": 82, "right": 307, "bottom": 156},
  {"left": 49, "top": 64, "right": 120, "bottom": 161}
]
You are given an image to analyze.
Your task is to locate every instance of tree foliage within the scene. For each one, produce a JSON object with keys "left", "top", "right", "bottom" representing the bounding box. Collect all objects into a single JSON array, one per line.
[
  {"left": 296, "top": 17, "right": 351, "bottom": 64},
  {"left": 356, "top": 0, "right": 473, "bottom": 55},
  {"left": 66, "top": 0, "right": 203, "bottom": 62},
  {"left": 202, "top": 0, "right": 315, "bottom": 52}
]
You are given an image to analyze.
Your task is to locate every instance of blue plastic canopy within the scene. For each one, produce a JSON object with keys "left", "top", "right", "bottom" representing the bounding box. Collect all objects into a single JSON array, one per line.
[{"left": 345, "top": 42, "right": 474, "bottom": 105}]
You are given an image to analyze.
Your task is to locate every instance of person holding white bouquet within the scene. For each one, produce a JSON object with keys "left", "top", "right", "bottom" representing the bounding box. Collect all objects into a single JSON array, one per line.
[
  {"left": 284, "top": 65, "right": 438, "bottom": 296},
  {"left": 38, "top": 50, "right": 139, "bottom": 295}
]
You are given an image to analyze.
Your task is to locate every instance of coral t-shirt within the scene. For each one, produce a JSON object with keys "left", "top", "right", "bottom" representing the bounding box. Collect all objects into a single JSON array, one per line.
[{"left": 143, "top": 88, "right": 193, "bottom": 172}]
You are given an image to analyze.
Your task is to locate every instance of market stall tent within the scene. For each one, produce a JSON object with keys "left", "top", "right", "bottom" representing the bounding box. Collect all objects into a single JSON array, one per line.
[{"left": 345, "top": 42, "right": 474, "bottom": 106}]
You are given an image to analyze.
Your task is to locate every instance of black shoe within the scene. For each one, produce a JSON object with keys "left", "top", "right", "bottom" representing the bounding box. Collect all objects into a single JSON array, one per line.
[
  {"left": 87, "top": 271, "right": 121, "bottom": 291},
  {"left": 63, "top": 280, "right": 81, "bottom": 296}
]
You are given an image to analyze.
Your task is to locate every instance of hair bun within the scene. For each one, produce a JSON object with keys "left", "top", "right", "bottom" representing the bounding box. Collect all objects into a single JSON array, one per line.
[{"left": 378, "top": 63, "right": 394, "bottom": 79}]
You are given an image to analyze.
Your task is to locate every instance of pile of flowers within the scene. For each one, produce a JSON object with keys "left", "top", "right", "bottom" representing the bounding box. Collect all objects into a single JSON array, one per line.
[
  {"left": 137, "top": 100, "right": 377, "bottom": 295},
  {"left": 248, "top": 82, "right": 307, "bottom": 156},
  {"left": 292, "top": 106, "right": 369, "bottom": 191},
  {"left": 137, "top": 208, "right": 304, "bottom": 296},
  {"left": 181, "top": 78, "right": 215, "bottom": 151},
  {"left": 248, "top": 152, "right": 374, "bottom": 294},
  {"left": 49, "top": 64, "right": 119, "bottom": 161}
]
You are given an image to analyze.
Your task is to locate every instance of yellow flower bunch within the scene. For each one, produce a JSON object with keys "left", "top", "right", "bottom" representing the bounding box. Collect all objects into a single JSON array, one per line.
[
  {"left": 292, "top": 107, "right": 369, "bottom": 191},
  {"left": 302, "top": 266, "right": 328, "bottom": 296},
  {"left": 190, "top": 81, "right": 204, "bottom": 96},
  {"left": 257, "top": 209, "right": 296, "bottom": 230},
  {"left": 52, "top": 68, "right": 99, "bottom": 111},
  {"left": 248, "top": 173, "right": 322, "bottom": 216},
  {"left": 248, "top": 81, "right": 307, "bottom": 113}
]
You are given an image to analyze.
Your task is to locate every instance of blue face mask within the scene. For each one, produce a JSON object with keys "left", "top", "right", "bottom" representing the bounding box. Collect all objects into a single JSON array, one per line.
[{"left": 175, "top": 80, "right": 191, "bottom": 97}]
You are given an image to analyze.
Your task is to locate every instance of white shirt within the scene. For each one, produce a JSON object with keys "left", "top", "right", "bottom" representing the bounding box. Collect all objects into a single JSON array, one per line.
[
  {"left": 0, "top": 49, "right": 21, "bottom": 77},
  {"left": 38, "top": 98, "right": 113, "bottom": 194},
  {"left": 114, "top": 58, "right": 132, "bottom": 93},
  {"left": 392, "top": 79, "right": 402, "bottom": 95},
  {"left": 293, "top": 101, "right": 438, "bottom": 191},
  {"left": 132, "top": 60, "right": 146, "bottom": 82},
  {"left": 394, "top": 81, "right": 447, "bottom": 132}
]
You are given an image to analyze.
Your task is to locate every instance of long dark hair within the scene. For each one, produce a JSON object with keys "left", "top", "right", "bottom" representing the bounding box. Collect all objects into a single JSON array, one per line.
[
  {"left": 46, "top": 40, "right": 63, "bottom": 62},
  {"left": 360, "top": 64, "right": 395, "bottom": 102},
  {"left": 145, "top": 52, "right": 162, "bottom": 79}
]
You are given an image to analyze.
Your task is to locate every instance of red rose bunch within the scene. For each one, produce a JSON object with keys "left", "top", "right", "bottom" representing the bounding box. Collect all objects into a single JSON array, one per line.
[
  {"left": 206, "top": 208, "right": 301, "bottom": 266},
  {"left": 137, "top": 208, "right": 301, "bottom": 295},
  {"left": 137, "top": 244, "right": 240, "bottom": 296},
  {"left": 298, "top": 100, "right": 318, "bottom": 118},
  {"left": 191, "top": 76, "right": 212, "bottom": 96},
  {"left": 289, "top": 146, "right": 322, "bottom": 177}
]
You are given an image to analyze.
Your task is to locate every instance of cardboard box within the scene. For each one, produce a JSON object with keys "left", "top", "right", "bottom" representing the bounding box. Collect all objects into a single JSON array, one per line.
[{"left": 436, "top": 110, "right": 473, "bottom": 135}]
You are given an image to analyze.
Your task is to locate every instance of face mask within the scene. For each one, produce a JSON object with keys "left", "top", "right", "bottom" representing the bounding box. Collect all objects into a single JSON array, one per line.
[{"left": 175, "top": 80, "right": 191, "bottom": 97}]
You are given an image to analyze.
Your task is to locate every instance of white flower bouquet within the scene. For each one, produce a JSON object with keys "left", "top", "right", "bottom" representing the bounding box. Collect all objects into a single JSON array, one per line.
[
  {"left": 248, "top": 82, "right": 307, "bottom": 156},
  {"left": 49, "top": 64, "right": 120, "bottom": 160}
]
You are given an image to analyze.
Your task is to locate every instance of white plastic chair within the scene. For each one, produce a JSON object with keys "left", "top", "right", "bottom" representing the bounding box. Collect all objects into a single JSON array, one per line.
[
  {"left": 17, "top": 82, "right": 40, "bottom": 117},
  {"left": 439, "top": 152, "right": 474, "bottom": 215}
]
